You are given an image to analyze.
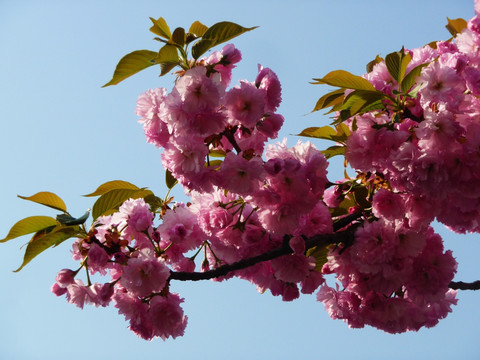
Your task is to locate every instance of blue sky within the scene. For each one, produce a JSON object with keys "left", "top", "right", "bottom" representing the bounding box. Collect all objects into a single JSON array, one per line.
[{"left": 0, "top": 1, "right": 479, "bottom": 359}]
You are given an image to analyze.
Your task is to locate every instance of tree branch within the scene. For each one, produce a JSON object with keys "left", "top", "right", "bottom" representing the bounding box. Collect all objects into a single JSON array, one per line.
[
  {"left": 169, "top": 229, "right": 355, "bottom": 282},
  {"left": 449, "top": 280, "right": 480, "bottom": 290}
]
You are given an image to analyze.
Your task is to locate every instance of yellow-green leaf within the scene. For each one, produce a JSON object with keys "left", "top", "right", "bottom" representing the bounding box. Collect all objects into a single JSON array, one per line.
[
  {"left": 14, "top": 226, "right": 80, "bottom": 272},
  {"left": 311, "top": 70, "right": 376, "bottom": 91},
  {"left": 84, "top": 180, "right": 140, "bottom": 197},
  {"left": 311, "top": 89, "right": 345, "bottom": 113},
  {"left": 339, "top": 89, "right": 386, "bottom": 115},
  {"left": 321, "top": 145, "right": 345, "bottom": 159},
  {"left": 306, "top": 245, "right": 331, "bottom": 271},
  {"left": 149, "top": 17, "right": 172, "bottom": 39},
  {"left": 18, "top": 192, "right": 67, "bottom": 212},
  {"left": 445, "top": 17, "right": 467, "bottom": 37},
  {"left": 297, "top": 126, "right": 336, "bottom": 140},
  {"left": 385, "top": 48, "right": 411, "bottom": 84},
  {"left": 189, "top": 20, "right": 208, "bottom": 37},
  {"left": 0, "top": 216, "right": 58, "bottom": 243},
  {"left": 156, "top": 44, "right": 180, "bottom": 76},
  {"left": 401, "top": 62, "right": 429, "bottom": 93},
  {"left": 92, "top": 188, "right": 153, "bottom": 220},
  {"left": 102, "top": 50, "right": 158, "bottom": 87},
  {"left": 192, "top": 21, "right": 257, "bottom": 59}
]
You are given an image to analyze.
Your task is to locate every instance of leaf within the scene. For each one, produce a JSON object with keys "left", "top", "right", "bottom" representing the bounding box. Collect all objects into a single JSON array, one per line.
[
  {"left": 385, "top": 48, "right": 411, "bottom": 84},
  {"left": 192, "top": 21, "right": 257, "bottom": 59},
  {"left": 102, "top": 50, "right": 158, "bottom": 87},
  {"left": 311, "top": 70, "right": 376, "bottom": 91},
  {"left": 0, "top": 216, "right": 58, "bottom": 243},
  {"left": 156, "top": 44, "right": 180, "bottom": 75},
  {"left": 18, "top": 192, "right": 67, "bottom": 212},
  {"left": 56, "top": 211, "right": 90, "bottom": 226},
  {"left": 149, "top": 17, "right": 172, "bottom": 39},
  {"left": 311, "top": 89, "right": 345, "bottom": 113},
  {"left": 92, "top": 188, "right": 153, "bottom": 221},
  {"left": 445, "top": 17, "right": 467, "bottom": 37},
  {"left": 189, "top": 20, "right": 208, "bottom": 37},
  {"left": 84, "top": 180, "right": 140, "bottom": 197},
  {"left": 169, "top": 27, "right": 185, "bottom": 46},
  {"left": 297, "top": 126, "right": 336, "bottom": 140},
  {"left": 401, "top": 62, "right": 429, "bottom": 93},
  {"left": 366, "top": 54, "right": 384, "bottom": 73},
  {"left": 306, "top": 245, "right": 331, "bottom": 271},
  {"left": 144, "top": 194, "right": 164, "bottom": 213},
  {"left": 321, "top": 145, "right": 345, "bottom": 159},
  {"left": 165, "top": 169, "right": 178, "bottom": 190},
  {"left": 339, "top": 89, "right": 387, "bottom": 115},
  {"left": 14, "top": 226, "right": 80, "bottom": 272}
]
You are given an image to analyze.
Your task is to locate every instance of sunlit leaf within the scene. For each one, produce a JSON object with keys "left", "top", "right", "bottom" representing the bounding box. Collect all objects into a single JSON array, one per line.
[
  {"left": 84, "top": 180, "right": 140, "bottom": 197},
  {"left": 149, "top": 17, "right": 172, "bottom": 39},
  {"left": 311, "top": 89, "right": 345, "bottom": 113},
  {"left": 192, "top": 21, "right": 257, "bottom": 59},
  {"left": 14, "top": 226, "right": 80, "bottom": 272},
  {"left": 102, "top": 50, "right": 158, "bottom": 87},
  {"left": 385, "top": 48, "right": 411, "bottom": 84},
  {"left": 297, "top": 126, "right": 336, "bottom": 140},
  {"left": 445, "top": 17, "right": 467, "bottom": 37},
  {"left": 339, "top": 89, "right": 386, "bottom": 115},
  {"left": 0, "top": 216, "right": 58, "bottom": 243},
  {"left": 18, "top": 192, "right": 67, "bottom": 213},
  {"left": 144, "top": 194, "right": 164, "bottom": 213},
  {"left": 401, "top": 62, "right": 429, "bottom": 93},
  {"left": 156, "top": 44, "right": 180, "bottom": 75},
  {"left": 321, "top": 145, "right": 345, "bottom": 159},
  {"left": 208, "top": 149, "right": 227, "bottom": 158},
  {"left": 311, "top": 70, "right": 376, "bottom": 91},
  {"left": 92, "top": 189, "right": 153, "bottom": 220},
  {"left": 188, "top": 20, "right": 208, "bottom": 37}
]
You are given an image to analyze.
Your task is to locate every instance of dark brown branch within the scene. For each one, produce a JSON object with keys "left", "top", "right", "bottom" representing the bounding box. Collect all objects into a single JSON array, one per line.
[
  {"left": 169, "top": 229, "right": 355, "bottom": 282},
  {"left": 449, "top": 280, "right": 480, "bottom": 290}
]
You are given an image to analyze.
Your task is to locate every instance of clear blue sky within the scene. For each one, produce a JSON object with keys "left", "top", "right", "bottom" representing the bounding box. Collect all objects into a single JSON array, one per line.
[{"left": 0, "top": 1, "right": 478, "bottom": 359}]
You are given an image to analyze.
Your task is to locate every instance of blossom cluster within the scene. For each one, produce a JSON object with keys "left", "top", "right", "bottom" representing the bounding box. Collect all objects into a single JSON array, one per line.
[
  {"left": 345, "top": 9, "right": 480, "bottom": 233},
  {"left": 48, "top": 3, "right": 480, "bottom": 339}
]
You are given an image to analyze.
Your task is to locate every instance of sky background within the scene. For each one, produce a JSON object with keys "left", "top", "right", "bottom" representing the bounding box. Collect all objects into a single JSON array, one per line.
[{"left": 0, "top": 1, "right": 479, "bottom": 359}]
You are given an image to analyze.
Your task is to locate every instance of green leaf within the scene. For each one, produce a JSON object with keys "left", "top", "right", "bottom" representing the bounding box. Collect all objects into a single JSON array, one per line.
[
  {"left": 14, "top": 226, "right": 80, "bottom": 272},
  {"left": 192, "top": 21, "right": 257, "bottom": 59},
  {"left": 385, "top": 48, "right": 411, "bottom": 84},
  {"left": 208, "top": 149, "right": 227, "bottom": 158},
  {"left": 84, "top": 180, "right": 140, "bottom": 197},
  {"left": 321, "top": 145, "right": 345, "bottom": 159},
  {"left": 188, "top": 20, "right": 208, "bottom": 37},
  {"left": 169, "top": 27, "right": 185, "bottom": 46},
  {"left": 306, "top": 245, "right": 331, "bottom": 271},
  {"left": 330, "top": 196, "right": 356, "bottom": 217},
  {"left": 311, "top": 89, "right": 345, "bottom": 113},
  {"left": 56, "top": 211, "right": 90, "bottom": 226},
  {"left": 92, "top": 188, "right": 153, "bottom": 220},
  {"left": 102, "top": 50, "right": 158, "bottom": 87},
  {"left": 339, "top": 89, "right": 387, "bottom": 115},
  {"left": 18, "top": 192, "right": 67, "bottom": 213},
  {"left": 156, "top": 44, "right": 180, "bottom": 76},
  {"left": 149, "top": 17, "right": 172, "bottom": 39},
  {"left": 0, "top": 216, "right": 58, "bottom": 243},
  {"left": 297, "top": 126, "right": 336, "bottom": 140},
  {"left": 401, "top": 62, "right": 429, "bottom": 93},
  {"left": 445, "top": 17, "right": 467, "bottom": 37},
  {"left": 311, "top": 70, "right": 376, "bottom": 91},
  {"left": 166, "top": 169, "right": 178, "bottom": 190},
  {"left": 144, "top": 194, "right": 164, "bottom": 213}
]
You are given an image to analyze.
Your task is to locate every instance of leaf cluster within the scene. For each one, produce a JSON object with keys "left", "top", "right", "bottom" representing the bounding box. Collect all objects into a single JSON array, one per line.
[{"left": 103, "top": 18, "right": 257, "bottom": 87}]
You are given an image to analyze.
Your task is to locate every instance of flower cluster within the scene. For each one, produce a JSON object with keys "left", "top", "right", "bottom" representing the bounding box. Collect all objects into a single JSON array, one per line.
[{"left": 49, "top": 3, "right": 480, "bottom": 339}]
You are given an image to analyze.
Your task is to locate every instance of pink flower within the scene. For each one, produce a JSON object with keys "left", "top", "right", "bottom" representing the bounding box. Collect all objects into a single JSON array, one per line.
[
  {"left": 120, "top": 253, "right": 170, "bottom": 298},
  {"left": 255, "top": 65, "right": 282, "bottom": 113},
  {"left": 216, "top": 152, "right": 265, "bottom": 195},
  {"left": 149, "top": 293, "right": 188, "bottom": 340},
  {"left": 225, "top": 81, "right": 266, "bottom": 128},
  {"left": 372, "top": 189, "right": 405, "bottom": 220}
]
